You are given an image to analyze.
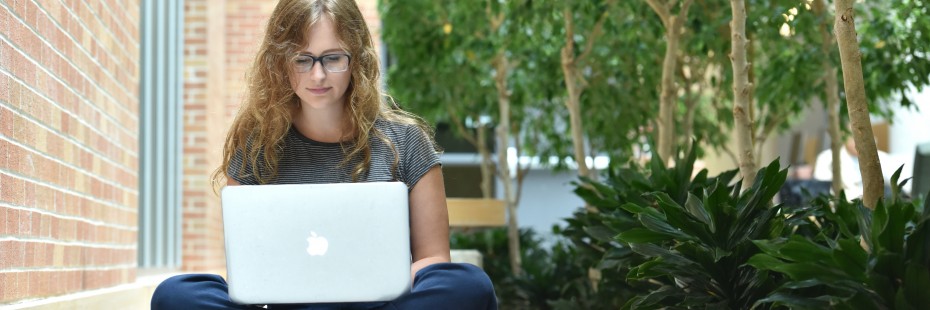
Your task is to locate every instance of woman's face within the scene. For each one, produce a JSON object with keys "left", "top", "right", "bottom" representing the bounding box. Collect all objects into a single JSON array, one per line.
[{"left": 289, "top": 15, "right": 352, "bottom": 112}]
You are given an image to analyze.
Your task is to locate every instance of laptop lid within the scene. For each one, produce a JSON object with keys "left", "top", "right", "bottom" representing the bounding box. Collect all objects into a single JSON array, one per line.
[{"left": 221, "top": 182, "right": 411, "bottom": 305}]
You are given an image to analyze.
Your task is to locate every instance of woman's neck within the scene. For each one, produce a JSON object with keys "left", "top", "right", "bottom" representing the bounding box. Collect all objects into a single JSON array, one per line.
[{"left": 292, "top": 105, "right": 352, "bottom": 143}]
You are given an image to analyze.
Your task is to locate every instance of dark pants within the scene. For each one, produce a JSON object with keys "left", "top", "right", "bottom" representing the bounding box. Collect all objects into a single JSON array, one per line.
[{"left": 151, "top": 263, "right": 498, "bottom": 310}]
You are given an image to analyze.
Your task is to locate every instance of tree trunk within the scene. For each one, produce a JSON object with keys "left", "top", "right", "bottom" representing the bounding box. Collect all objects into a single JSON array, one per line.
[
  {"left": 656, "top": 23, "right": 681, "bottom": 166},
  {"left": 815, "top": 0, "right": 844, "bottom": 197},
  {"left": 683, "top": 92, "right": 697, "bottom": 155},
  {"left": 679, "top": 56, "right": 702, "bottom": 154},
  {"left": 494, "top": 53, "right": 522, "bottom": 276},
  {"left": 730, "top": 0, "right": 757, "bottom": 190},
  {"left": 834, "top": 0, "right": 883, "bottom": 208},
  {"left": 560, "top": 7, "right": 592, "bottom": 179},
  {"left": 645, "top": 0, "right": 692, "bottom": 165},
  {"left": 476, "top": 124, "right": 494, "bottom": 199}
]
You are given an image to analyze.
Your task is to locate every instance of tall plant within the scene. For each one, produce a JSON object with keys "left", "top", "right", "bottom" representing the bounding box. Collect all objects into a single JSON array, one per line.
[
  {"left": 750, "top": 170, "right": 930, "bottom": 308},
  {"left": 616, "top": 160, "right": 788, "bottom": 309},
  {"left": 559, "top": 147, "right": 733, "bottom": 308}
]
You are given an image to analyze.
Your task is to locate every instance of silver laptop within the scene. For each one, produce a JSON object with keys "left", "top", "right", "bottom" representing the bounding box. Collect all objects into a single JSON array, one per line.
[{"left": 221, "top": 182, "right": 411, "bottom": 305}]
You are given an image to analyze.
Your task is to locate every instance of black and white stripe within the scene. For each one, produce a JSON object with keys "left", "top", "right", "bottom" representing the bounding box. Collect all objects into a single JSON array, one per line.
[{"left": 228, "top": 119, "right": 441, "bottom": 190}]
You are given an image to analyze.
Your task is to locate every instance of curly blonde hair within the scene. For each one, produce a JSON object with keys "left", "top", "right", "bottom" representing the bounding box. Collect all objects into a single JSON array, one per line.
[{"left": 212, "top": 0, "right": 432, "bottom": 188}]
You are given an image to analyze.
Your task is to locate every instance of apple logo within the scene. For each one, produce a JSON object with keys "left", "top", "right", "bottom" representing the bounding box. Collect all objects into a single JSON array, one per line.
[{"left": 306, "top": 231, "right": 329, "bottom": 256}]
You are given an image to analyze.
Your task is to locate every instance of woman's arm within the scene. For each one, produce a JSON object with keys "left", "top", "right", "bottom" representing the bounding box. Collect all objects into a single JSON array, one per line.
[
  {"left": 408, "top": 166, "right": 451, "bottom": 279},
  {"left": 227, "top": 174, "right": 241, "bottom": 186}
]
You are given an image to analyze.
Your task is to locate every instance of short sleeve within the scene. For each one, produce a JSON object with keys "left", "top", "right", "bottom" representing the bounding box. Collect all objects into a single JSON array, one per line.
[
  {"left": 400, "top": 124, "right": 441, "bottom": 189},
  {"left": 228, "top": 147, "right": 261, "bottom": 185}
]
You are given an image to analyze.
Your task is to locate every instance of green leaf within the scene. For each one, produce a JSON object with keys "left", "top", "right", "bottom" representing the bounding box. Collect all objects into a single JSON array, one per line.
[
  {"left": 619, "top": 202, "right": 646, "bottom": 214},
  {"left": 768, "top": 262, "right": 849, "bottom": 283},
  {"left": 617, "top": 228, "right": 674, "bottom": 243},
  {"left": 747, "top": 253, "right": 785, "bottom": 270},
  {"left": 583, "top": 225, "right": 619, "bottom": 243},
  {"left": 684, "top": 192, "right": 714, "bottom": 232},
  {"left": 778, "top": 236, "right": 833, "bottom": 263},
  {"left": 755, "top": 292, "right": 831, "bottom": 308},
  {"left": 638, "top": 213, "right": 694, "bottom": 242},
  {"left": 903, "top": 263, "right": 930, "bottom": 307},
  {"left": 894, "top": 288, "right": 917, "bottom": 310},
  {"left": 624, "top": 285, "right": 681, "bottom": 310},
  {"left": 652, "top": 193, "right": 713, "bottom": 243},
  {"left": 905, "top": 219, "right": 930, "bottom": 264},
  {"left": 752, "top": 239, "right": 787, "bottom": 256},
  {"left": 831, "top": 238, "right": 868, "bottom": 281}
]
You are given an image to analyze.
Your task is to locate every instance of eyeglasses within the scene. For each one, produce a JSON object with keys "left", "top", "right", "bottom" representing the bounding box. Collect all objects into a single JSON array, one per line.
[{"left": 293, "top": 53, "right": 351, "bottom": 73}]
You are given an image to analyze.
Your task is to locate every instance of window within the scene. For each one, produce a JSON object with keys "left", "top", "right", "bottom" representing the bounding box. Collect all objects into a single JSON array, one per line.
[{"left": 138, "top": 0, "right": 183, "bottom": 269}]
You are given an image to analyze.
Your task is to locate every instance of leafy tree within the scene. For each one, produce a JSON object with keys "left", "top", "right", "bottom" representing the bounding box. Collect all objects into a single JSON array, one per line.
[
  {"left": 643, "top": 0, "right": 695, "bottom": 166},
  {"left": 558, "top": 0, "right": 617, "bottom": 179}
]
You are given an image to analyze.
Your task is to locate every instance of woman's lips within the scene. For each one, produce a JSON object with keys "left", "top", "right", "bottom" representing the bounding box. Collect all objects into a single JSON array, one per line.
[{"left": 307, "top": 87, "right": 330, "bottom": 95}]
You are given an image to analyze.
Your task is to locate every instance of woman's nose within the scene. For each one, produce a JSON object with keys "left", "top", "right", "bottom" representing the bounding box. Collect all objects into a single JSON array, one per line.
[{"left": 308, "top": 61, "right": 327, "bottom": 81}]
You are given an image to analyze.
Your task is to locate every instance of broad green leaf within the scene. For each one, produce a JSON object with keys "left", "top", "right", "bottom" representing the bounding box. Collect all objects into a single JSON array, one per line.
[
  {"left": 755, "top": 292, "right": 831, "bottom": 309},
  {"left": 684, "top": 192, "right": 714, "bottom": 232},
  {"left": 583, "top": 225, "right": 619, "bottom": 243},
  {"left": 746, "top": 253, "right": 785, "bottom": 270},
  {"left": 617, "top": 228, "right": 674, "bottom": 243},
  {"left": 902, "top": 263, "right": 930, "bottom": 307},
  {"left": 832, "top": 238, "right": 868, "bottom": 281},
  {"left": 638, "top": 213, "right": 694, "bottom": 242},
  {"left": 778, "top": 236, "right": 833, "bottom": 263}
]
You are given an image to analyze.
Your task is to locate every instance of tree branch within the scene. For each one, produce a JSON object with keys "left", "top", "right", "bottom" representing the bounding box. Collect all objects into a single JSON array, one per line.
[
  {"left": 577, "top": 0, "right": 616, "bottom": 64},
  {"left": 513, "top": 126, "right": 530, "bottom": 207},
  {"left": 645, "top": 0, "right": 672, "bottom": 27},
  {"left": 485, "top": 0, "right": 505, "bottom": 31},
  {"left": 680, "top": 0, "right": 695, "bottom": 22},
  {"left": 446, "top": 106, "right": 479, "bottom": 147}
]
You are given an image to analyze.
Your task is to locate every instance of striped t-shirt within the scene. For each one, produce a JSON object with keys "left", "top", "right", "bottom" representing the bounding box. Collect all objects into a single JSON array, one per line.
[{"left": 228, "top": 119, "right": 441, "bottom": 190}]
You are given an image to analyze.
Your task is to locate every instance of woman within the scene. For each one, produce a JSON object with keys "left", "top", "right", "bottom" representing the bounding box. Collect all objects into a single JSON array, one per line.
[{"left": 151, "top": 0, "right": 497, "bottom": 309}]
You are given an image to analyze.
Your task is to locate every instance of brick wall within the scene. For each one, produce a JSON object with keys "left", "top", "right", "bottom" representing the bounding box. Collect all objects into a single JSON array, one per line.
[
  {"left": 181, "top": 0, "right": 232, "bottom": 272},
  {"left": 180, "top": 0, "right": 383, "bottom": 273},
  {"left": 0, "top": 0, "right": 140, "bottom": 304}
]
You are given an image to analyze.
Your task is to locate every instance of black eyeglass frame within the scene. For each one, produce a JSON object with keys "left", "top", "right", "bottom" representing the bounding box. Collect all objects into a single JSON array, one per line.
[{"left": 293, "top": 53, "right": 352, "bottom": 73}]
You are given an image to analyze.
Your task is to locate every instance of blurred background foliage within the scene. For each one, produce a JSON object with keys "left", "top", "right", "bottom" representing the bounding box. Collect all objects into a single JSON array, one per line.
[{"left": 384, "top": 0, "right": 930, "bottom": 308}]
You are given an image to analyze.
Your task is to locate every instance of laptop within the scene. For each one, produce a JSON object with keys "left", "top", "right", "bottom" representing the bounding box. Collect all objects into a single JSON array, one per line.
[{"left": 221, "top": 182, "right": 412, "bottom": 305}]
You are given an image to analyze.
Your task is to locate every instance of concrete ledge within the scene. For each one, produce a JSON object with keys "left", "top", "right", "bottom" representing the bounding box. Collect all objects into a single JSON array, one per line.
[
  {"left": 1, "top": 273, "right": 180, "bottom": 310},
  {"left": 0, "top": 251, "right": 484, "bottom": 309},
  {"left": 450, "top": 249, "right": 483, "bottom": 269}
]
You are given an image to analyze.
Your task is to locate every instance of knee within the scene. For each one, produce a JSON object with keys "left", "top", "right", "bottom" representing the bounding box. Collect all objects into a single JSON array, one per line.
[
  {"left": 151, "top": 274, "right": 223, "bottom": 309},
  {"left": 455, "top": 263, "right": 496, "bottom": 298},
  {"left": 431, "top": 263, "right": 496, "bottom": 305}
]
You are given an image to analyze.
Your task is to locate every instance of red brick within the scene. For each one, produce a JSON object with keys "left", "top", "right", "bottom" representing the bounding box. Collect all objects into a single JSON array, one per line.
[
  {"left": 0, "top": 273, "right": 6, "bottom": 302},
  {"left": 49, "top": 214, "right": 59, "bottom": 239},
  {"left": 40, "top": 213, "right": 51, "bottom": 238},
  {"left": 24, "top": 181, "right": 36, "bottom": 209},
  {"left": 0, "top": 272, "right": 12, "bottom": 303},
  {"left": 19, "top": 209, "right": 31, "bottom": 235},
  {"left": 0, "top": 241, "right": 11, "bottom": 269},
  {"left": 23, "top": 242, "right": 35, "bottom": 268},
  {"left": 11, "top": 240, "right": 25, "bottom": 268},
  {"left": 5, "top": 208, "right": 18, "bottom": 237},
  {"left": 0, "top": 208, "right": 5, "bottom": 235},
  {"left": 0, "top": 107, "right": 12, "bottom": 138}
]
